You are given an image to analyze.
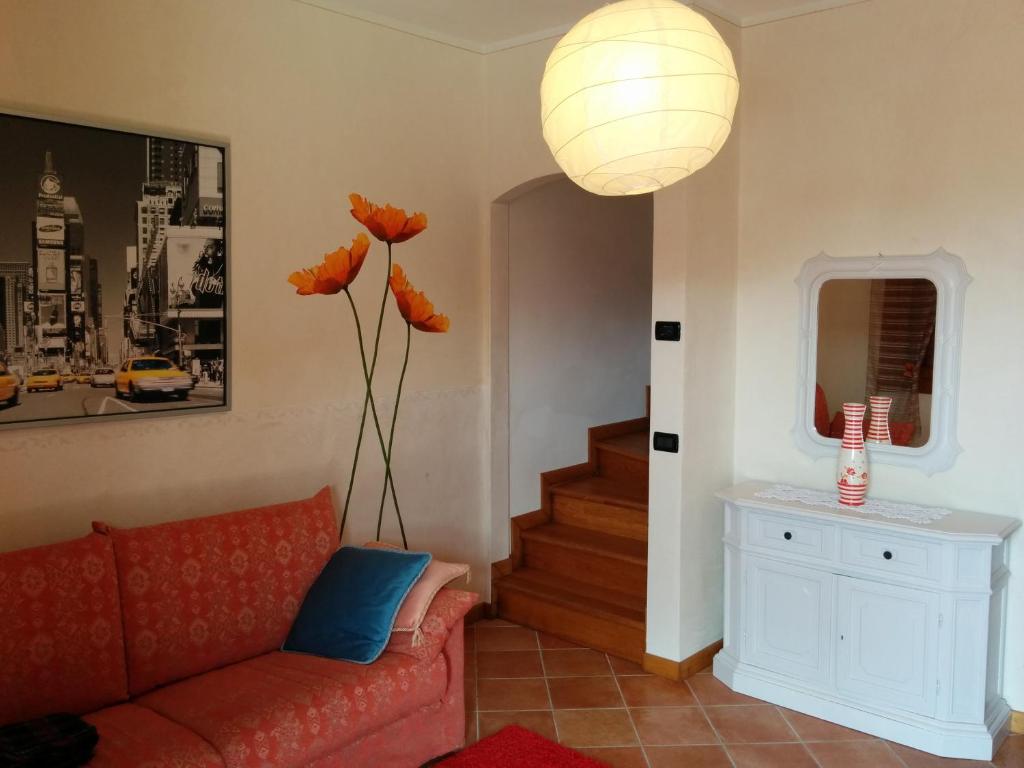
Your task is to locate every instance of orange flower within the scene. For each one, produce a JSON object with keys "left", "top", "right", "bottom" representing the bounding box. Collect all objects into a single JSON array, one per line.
[
  {"left": 388, "top": 265, "right": 450, "bottom": 333},
  {"left": 349, "top": 193, "right": 427, "bottom": 244},
  {"left": 288, "top": 233, "right": 370, "bottom": 295}
]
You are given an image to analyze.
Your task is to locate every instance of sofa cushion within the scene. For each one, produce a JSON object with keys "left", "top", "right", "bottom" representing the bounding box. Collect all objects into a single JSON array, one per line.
[
  {"left": 363, "top": 541, "right": 471, "bottom": 634},
  {"left": 96, "top": 486, "right": 338, "bottom": 695},
  {"left": 137, "top": 649, "right": 448, "bottom": 768},
  {"left": 0, "top": 533, "right": 128, "bottom": 726},
  {"left": 85, "top": 704, "right": 223, "bottom": 768},
  {"left": 283, "top": 546, "right": 431, "bottom": 664}
]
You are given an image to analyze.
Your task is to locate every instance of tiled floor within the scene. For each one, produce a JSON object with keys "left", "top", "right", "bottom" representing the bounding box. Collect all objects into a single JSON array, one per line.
[{"left": 462, "top": 620, "right": 1024, "bottom": 768}]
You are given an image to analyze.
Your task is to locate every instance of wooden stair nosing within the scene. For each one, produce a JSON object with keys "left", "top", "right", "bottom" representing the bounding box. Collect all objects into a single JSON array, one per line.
[{"left": 594, "top": 431, "right": 650, "bottom": 461}]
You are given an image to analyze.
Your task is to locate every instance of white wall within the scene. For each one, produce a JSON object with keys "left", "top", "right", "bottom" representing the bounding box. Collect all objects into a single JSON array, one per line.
[
  {"left": 0, "top": 0, "right": 491, "bottom": 593},
  {"left": 646, "top": 16, "right": 741, "bottom": 664},
  {"left": 507, "top": 179, "right": 652, "bottom": 517},
  {"left": 735, "top": 0, "right": 1024, "bottom": 708}
]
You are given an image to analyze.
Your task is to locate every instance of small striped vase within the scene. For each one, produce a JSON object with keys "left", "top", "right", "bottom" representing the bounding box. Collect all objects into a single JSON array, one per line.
[
  {"left": 867, "top": 395, "right": 893, "bottom": 445},
  {"left": 836, "top": 402, "right": 869, "bottom": 507}
]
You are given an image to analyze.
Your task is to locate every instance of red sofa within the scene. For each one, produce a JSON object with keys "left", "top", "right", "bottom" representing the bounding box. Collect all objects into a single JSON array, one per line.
[{"left": 0, "top": 487, "right": 476, "bottom": 768}]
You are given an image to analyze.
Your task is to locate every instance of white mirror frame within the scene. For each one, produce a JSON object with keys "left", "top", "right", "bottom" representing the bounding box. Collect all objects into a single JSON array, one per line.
[{"left": 794, "top": 248, "right": 971, "bottom": 475}]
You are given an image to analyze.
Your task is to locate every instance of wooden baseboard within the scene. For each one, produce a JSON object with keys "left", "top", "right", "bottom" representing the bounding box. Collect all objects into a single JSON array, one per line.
[
  {"left": 464, "top": 602, "right": 495, "bottom": 625},
  {"left": 1011, "top": 709, "right": 1024, "bottom": 735},
  {"left": 643, "top": 639, "right": 723, "bottom": 682}
]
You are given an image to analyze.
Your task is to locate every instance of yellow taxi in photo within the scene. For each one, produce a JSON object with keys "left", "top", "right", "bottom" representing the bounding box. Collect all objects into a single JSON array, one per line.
[
  {"left": 77, "top": 372, "right": 92, "bottom": 384},
  {"left": 115, "top": 357, "right": 194, "bottom": 401},
  {"left": 61, "top": 370, "right": 76, "bottom": 384},
  {"left": 0, "top": 364, "right": 20, "bottom": 407},
  {"left": 26, "top": 368, "right": 62, "bottom": 392}
]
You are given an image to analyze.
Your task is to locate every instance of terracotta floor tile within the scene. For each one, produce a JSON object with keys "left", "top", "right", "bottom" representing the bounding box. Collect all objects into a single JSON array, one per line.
[
  {"left": 609, "top": 655, "right": 650, "bottom": 676},
  {"left": 619, "top": 675, "right": 697, "bottom": 707},
  {"left": 727, "top": 742, "right": 819, "bottom": 768},
  {"left": 631, "top": 706, "right": 718, "bottom": 746},
  {"left": 478, "top": 710, "right": 557, "bottom": 741},
  {"left": 463, "top": 677, "right": 477, "bottom": 712},
  {"left": 476, "top": 677, "right": 550, "bottom": 711},
  {"left": 646, "top": 745, "right": 733, "bottom": 767},
  {"left": 538, "top": 632, "right": 582, "bottom": 649},
  {"left": 887, "top": 741, "right": 995, "bottom": 767},
  {"left": 476, "top": 649, "right": 543, "bottom": 679},
  {"left": 548, "top": 675, "right": 625, "bottom": 709},
  {"left": 463, "top": 629, "right": 476, "bottom": 654},
  {"left": 475, "top": 626, "right": 538, "bottom": 651},
  {"left": 994, "top": 734, "right": 1024, "bottom": 768},
  {"left": 778, "top": 707, "right": 874, "bottom": 742},
  {"left": 805, "top": 740, "right": 903, "bottom": 768},
  {"left": 575, "top": 746, "right": 649, "bottom": 768},
  {"left": 705, "top": 705, "right": 797, "bottom": 744},
  {"left": 474, "top": 618, "right": 518, "bottom": 628},
  {"left": 554, "top": 708, "right": 639, "bottom": 748},
  {"left": 542, "top": 648, "right": 613, "bottom": 677},
  {"left": 687, "top": 673, "right": 760, "bottom": 706}
]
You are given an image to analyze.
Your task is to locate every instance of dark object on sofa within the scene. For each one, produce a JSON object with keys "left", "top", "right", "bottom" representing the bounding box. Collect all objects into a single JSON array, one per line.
[{"left": 0, "top": 712, "right": 98, "bottom": 768}]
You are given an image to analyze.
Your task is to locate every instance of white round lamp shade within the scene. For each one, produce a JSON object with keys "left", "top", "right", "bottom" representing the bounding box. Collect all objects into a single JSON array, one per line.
[{"left": 540, "top": 0, "right": 739, "bottom": 196}]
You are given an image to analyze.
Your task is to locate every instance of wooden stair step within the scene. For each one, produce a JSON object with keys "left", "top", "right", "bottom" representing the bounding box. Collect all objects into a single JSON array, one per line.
[
  {"left": 551, "top": 476, "right": 648, "bottom": 542},
  {"left": 521, "top": 523, "right": 647, "bottom": 596},
  {"left": 495, "top": 568, "right": 646, "bottom": 662},
  {"left": 552, "top": 476, "right": 647, "bottom": 511},
  {"left": 593, "top": 430, "right": 649, "bottom": 489},
  {"left": 595, "top": 430, "right": 650, "bottom": 461}
]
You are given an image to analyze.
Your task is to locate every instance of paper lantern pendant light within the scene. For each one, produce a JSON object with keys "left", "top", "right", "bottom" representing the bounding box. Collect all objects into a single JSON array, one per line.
[{"left": 540, "top": 0, "right": 739, "bottom": 196}]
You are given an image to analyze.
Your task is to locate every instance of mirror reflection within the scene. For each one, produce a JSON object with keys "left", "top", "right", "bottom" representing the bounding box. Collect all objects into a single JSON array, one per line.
[{"left": 815, "top": 278, "right": 936, "bottom": 448}]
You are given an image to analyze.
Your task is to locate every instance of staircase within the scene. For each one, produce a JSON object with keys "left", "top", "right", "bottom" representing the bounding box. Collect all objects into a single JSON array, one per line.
[{"left": 492, "top": 397, "right": 649, "bottom": 663}]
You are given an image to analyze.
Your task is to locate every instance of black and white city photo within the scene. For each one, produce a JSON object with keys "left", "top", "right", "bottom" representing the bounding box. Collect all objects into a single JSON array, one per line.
[{"left": 0, "top": 112, "right": 228, "bottom": 428}]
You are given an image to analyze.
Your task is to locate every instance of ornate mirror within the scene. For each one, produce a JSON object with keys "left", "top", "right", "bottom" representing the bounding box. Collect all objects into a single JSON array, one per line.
[{"left": 794, "top": 249, "right": 970, "bottom": 474}]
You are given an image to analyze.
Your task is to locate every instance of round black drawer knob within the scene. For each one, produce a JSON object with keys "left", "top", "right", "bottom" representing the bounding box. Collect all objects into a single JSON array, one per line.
[
  {"left": 783, "top": 531, "right": 793, "bottom": 541},
  {"left": 883, "top": 550, "right": 893, "bottom": 560}
]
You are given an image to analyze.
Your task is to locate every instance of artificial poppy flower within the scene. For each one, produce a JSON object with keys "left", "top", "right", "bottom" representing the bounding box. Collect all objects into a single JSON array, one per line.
[
  {"left": 388, "top": 264, "right": 450, "bottom": 333},
  {"left": 288, "top": 233, "right": 370, "bottom": 295},
  {"left": 350, "top": 193, "right": 428, "bottom": 244}
]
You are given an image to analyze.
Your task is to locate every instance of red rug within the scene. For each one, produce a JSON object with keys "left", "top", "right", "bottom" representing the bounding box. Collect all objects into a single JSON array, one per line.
[{"left": 438, "top": 726, "right": 608, "bottom": 767}]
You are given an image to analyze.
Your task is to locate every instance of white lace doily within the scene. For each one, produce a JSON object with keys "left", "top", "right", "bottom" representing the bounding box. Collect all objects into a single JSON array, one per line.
[{"left": 753, "top": 484, "right": 953, "bottom": 525}]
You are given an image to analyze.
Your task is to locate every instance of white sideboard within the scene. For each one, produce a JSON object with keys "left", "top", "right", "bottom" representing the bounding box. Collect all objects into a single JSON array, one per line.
[{"left": 713, "top": 481, "right": 1020, "bottom": 760}]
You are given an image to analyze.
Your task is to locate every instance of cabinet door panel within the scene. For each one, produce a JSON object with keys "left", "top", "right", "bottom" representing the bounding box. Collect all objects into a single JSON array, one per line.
[
  {"left": 744, "top": 557, "right": 833, "bottom": 683},
  {"left": 836, "top": 577, "right": 938, "bottom": 716}
]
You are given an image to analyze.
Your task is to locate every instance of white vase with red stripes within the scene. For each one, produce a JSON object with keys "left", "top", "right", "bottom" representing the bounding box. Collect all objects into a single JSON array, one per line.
[
  {"left": 836, "top": 402, "right": 869, "bottom": 506},
  {"left": 867, "top": 395, "right": 893, "bottom": 445}
]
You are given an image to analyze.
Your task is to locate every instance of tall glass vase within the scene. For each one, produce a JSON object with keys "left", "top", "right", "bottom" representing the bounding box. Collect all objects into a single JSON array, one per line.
[
  {"left": 867, "top": 395, "right": 893, "bottom": 445},
  {"left": 837, "top": 402, "right": 869, "bottom": 507}
]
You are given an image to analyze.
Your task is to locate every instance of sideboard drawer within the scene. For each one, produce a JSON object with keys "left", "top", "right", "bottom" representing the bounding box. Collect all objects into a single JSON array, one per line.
[
  {"left": 747, "top": 509, "right": 834, "bottom": 560},
  {"left": 839, "top": 528, "right": 942, "bottom": 582}
]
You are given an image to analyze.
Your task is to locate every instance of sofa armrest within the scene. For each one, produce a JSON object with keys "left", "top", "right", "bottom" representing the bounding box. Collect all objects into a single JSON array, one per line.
[{"left": 387, "top": 588, "right": 478, "bottom": 661}]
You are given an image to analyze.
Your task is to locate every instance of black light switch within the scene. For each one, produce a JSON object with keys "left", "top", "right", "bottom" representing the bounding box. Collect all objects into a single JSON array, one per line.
[
  {"left": 654, "top": 321, "right": 681, "bottom": 341},
  {"left": 652, "top": 432, "right": 679, "bottom": 453}
]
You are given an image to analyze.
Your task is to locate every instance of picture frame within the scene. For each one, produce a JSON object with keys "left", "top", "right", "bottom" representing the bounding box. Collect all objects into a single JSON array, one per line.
[{"left": 0, "top": 109, "right": 230, "bottom": 430}]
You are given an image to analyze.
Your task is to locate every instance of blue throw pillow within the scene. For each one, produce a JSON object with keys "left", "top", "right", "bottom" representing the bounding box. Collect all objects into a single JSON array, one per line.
[{"left": 283, "top": 545, "right": 431, "bottom": 664}]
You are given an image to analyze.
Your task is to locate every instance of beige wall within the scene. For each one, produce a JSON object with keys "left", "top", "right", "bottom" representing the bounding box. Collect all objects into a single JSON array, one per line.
[
  {"left": 735, "top": 0, "right": 1024, "bottom": 707},
  {"left": 507, "top": 179, "right": 652, "bottom": 518},
  {"left": 0, "top": 0, "right": 491, "bottom": 590}
]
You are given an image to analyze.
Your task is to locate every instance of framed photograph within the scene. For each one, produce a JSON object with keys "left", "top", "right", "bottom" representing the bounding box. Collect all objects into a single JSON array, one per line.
[{"left": 0, "top": 111, "right": 229, "bottom": 429}]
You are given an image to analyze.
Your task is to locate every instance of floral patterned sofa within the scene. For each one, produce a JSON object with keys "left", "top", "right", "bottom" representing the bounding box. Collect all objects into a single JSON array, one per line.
[{"left": 0, "top": 487, "right": 476, "bottom": 768}]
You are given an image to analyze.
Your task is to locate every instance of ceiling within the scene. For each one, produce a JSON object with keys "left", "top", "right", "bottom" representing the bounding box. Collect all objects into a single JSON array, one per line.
[{"left": 297, "top": 0, "right": 867, "bottom": 53}]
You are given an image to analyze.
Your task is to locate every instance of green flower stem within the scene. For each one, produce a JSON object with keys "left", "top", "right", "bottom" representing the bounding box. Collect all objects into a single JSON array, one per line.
[
  {"left": 339, "top": 243, "right": 399, "bottom": 540},
  {"left": 376, "top": 321, "right": 411, "bottom": 548}
]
